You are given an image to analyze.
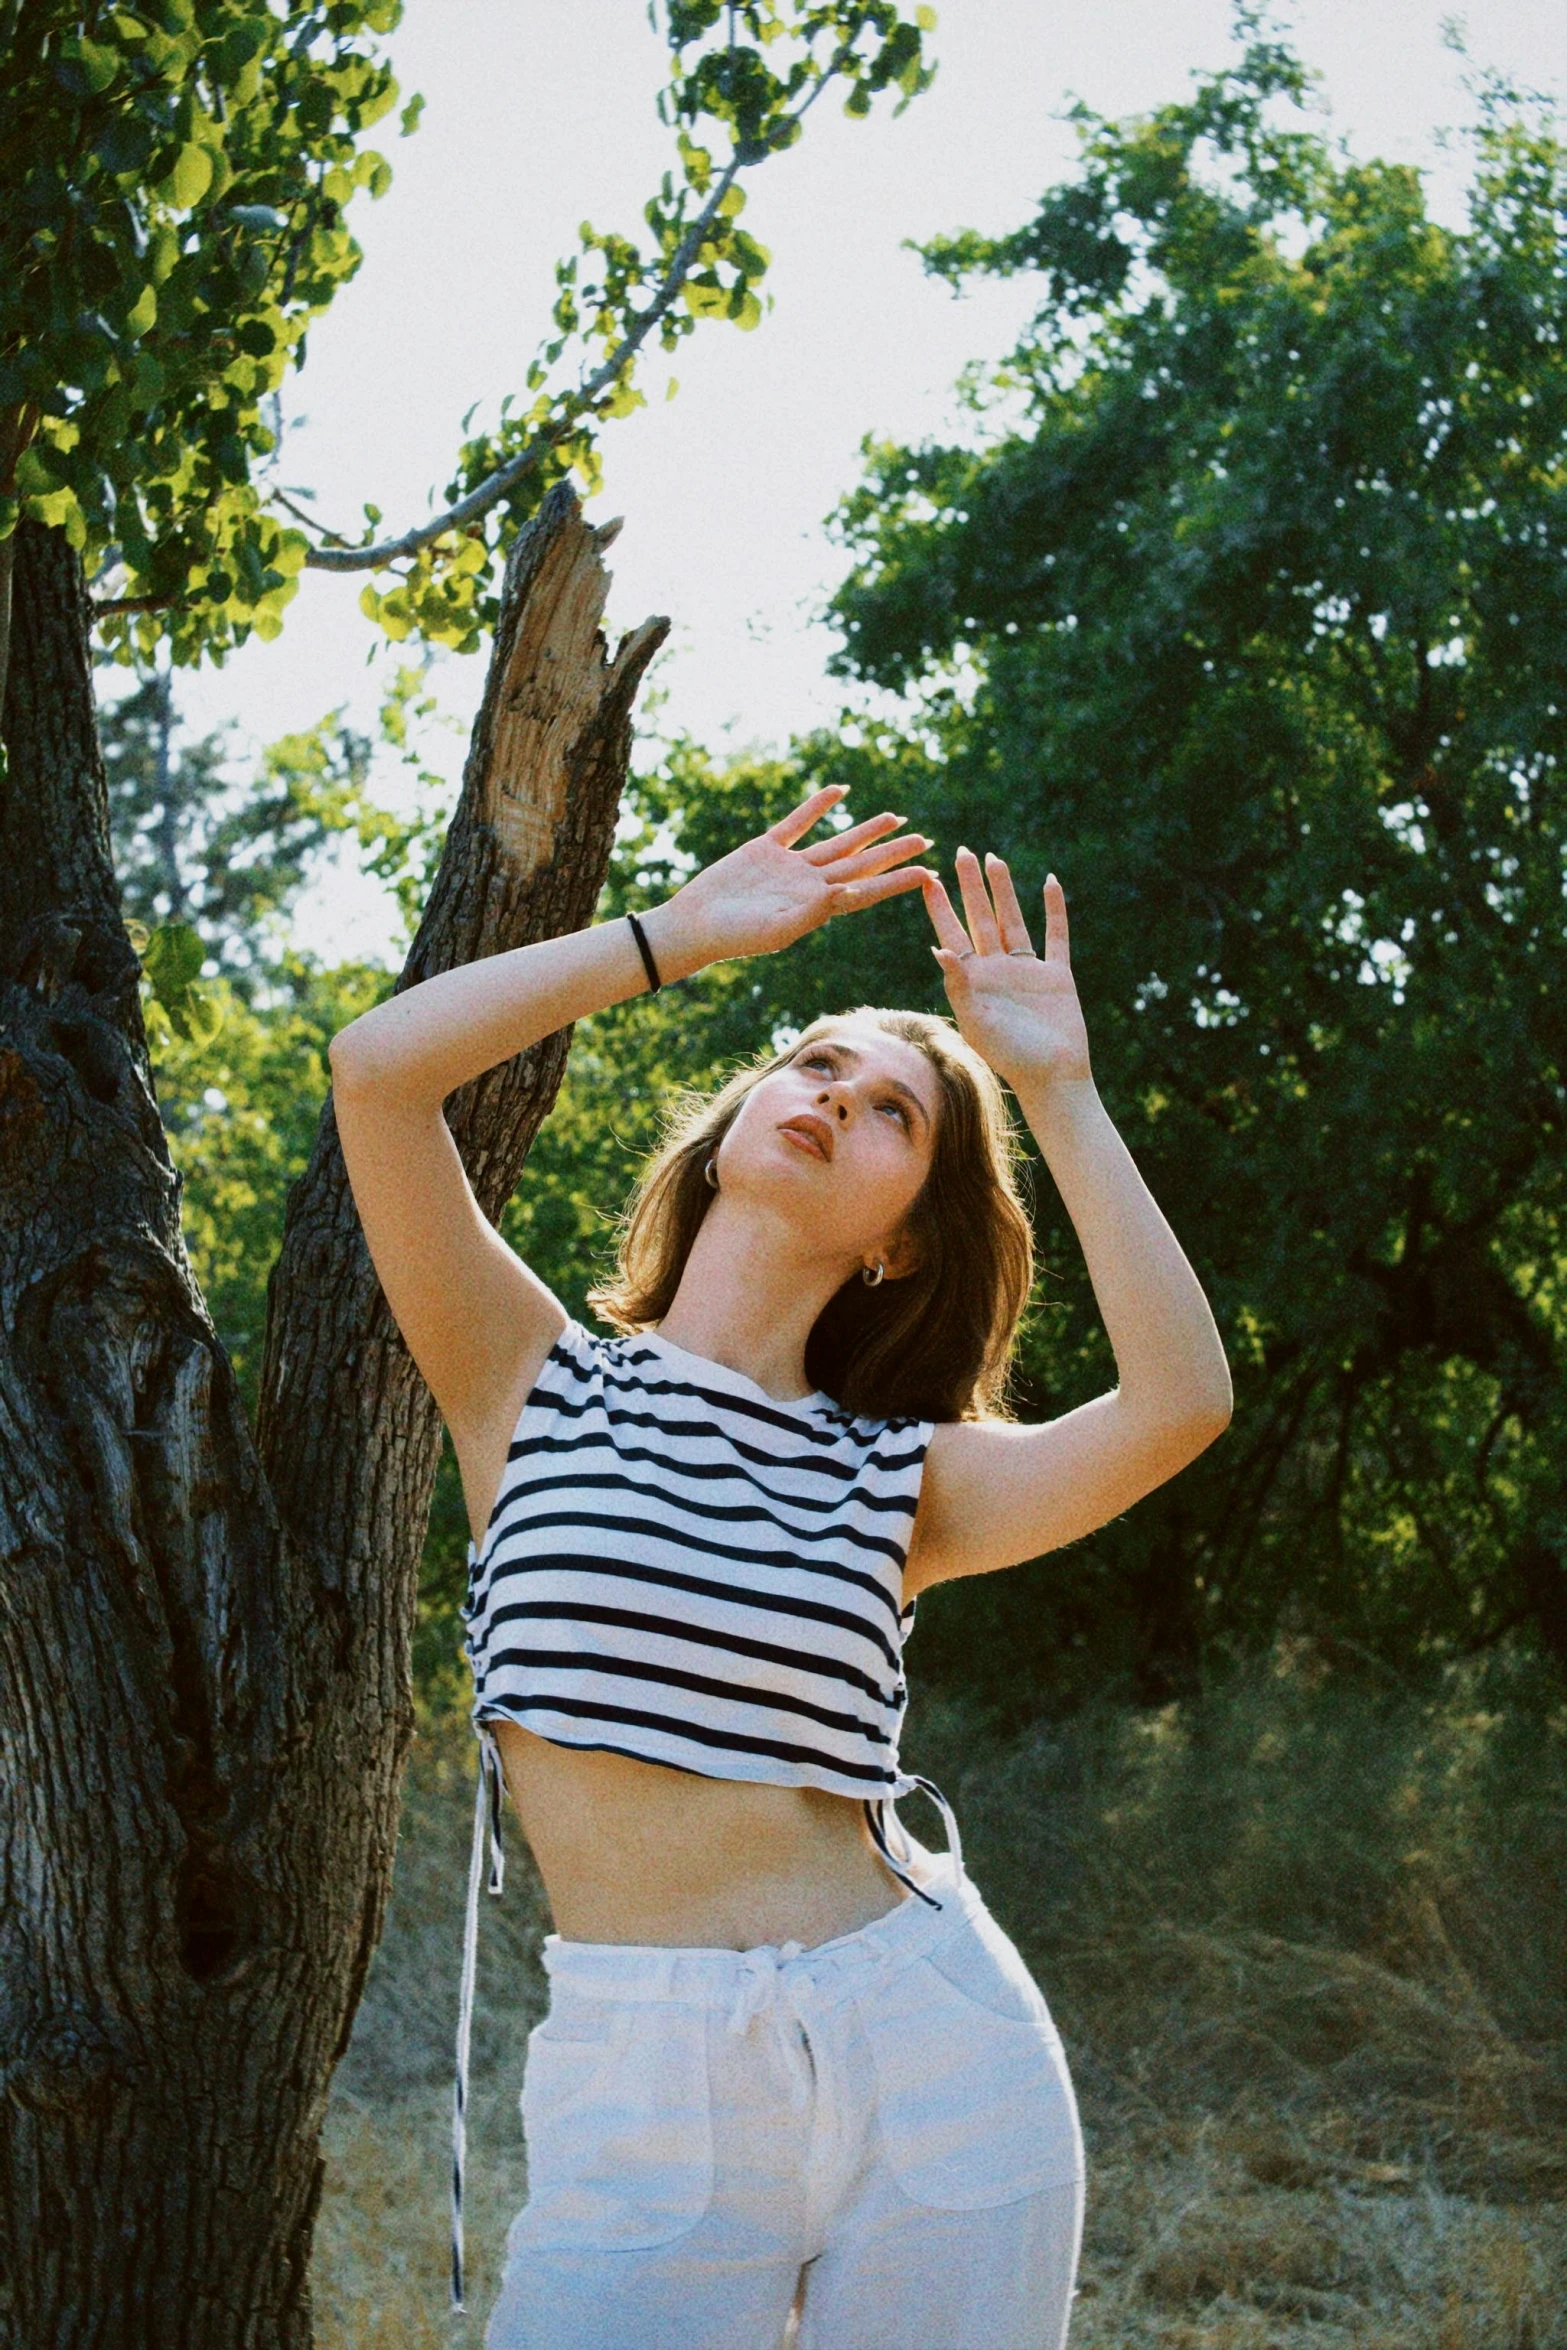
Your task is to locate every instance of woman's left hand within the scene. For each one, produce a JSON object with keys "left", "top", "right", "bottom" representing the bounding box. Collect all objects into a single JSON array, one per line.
[{"left": 923, "top": 848, "right": 1091, "bottom": 1093}]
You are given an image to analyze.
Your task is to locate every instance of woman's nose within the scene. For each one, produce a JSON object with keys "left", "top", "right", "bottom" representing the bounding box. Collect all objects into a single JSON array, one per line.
[{"left": 816, "top": 1088, "right": 849, "bottom": 1121}]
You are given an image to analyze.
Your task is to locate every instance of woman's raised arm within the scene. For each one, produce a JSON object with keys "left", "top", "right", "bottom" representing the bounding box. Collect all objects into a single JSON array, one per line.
[
  {"left": 906, "top": 849, "right": 1232, "bottom": 1593},
  {"left": 328, "top": 787, "right": 932, "bottom": 1525}
]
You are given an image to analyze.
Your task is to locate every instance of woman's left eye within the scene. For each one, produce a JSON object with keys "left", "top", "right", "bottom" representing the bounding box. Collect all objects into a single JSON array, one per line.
[{"left": 878, "top": 1099, "right": 909, "bottom": 1128}]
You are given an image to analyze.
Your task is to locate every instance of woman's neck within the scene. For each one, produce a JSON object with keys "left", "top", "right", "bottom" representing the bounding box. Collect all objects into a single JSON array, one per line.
[{"left": 654, "top": 1201, "right": 854, "bottom": 1402}]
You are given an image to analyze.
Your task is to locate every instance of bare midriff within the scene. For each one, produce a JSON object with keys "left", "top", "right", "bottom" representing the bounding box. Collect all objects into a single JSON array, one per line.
[{"left": 488, "top": 1717, "right": 909, "bottom": 1950}]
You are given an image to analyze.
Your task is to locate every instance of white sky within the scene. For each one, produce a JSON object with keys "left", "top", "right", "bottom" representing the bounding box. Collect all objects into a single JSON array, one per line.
[{"left": 158, "top": 0, "right": 1566, "bottom": 963}]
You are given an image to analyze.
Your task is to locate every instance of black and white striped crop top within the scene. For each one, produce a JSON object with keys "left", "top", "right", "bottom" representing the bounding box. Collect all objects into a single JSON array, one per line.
[
  {"left": 447, "top": 1317, "right": 944, "bottom": 2309},
  {"left": 463, "top": 1317, "right": 935, "bottom": 1795}
]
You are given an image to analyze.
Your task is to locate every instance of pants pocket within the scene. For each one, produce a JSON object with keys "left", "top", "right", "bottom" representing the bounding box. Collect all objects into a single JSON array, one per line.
[
  {"left": 856, "top": 1910, "right": 1083, "bottom": 2211},
  {"left": 516, "top": 1996, "right": 715, "bottom": 2252}
]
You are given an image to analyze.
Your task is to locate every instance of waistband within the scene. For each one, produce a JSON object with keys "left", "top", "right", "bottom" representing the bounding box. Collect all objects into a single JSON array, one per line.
[{"left": 541, "top": 1842, "right": 982, "bottom": 2019}]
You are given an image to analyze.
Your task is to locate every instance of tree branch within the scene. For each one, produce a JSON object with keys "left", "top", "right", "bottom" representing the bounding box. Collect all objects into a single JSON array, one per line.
[
  {"left": 266, "top": 484, "right": 358, "bottom": 545},
  {"left": 300, "top": 153, "right": 745, "bottom": 575},
  {"left": 92, "top": 592, "right": 181, "bottom": 617}
]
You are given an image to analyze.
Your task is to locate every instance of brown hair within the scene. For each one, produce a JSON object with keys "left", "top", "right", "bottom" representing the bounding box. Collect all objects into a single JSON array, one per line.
[{"left": 587, "top": 1008, "right": 1034, "bottom": 1424}]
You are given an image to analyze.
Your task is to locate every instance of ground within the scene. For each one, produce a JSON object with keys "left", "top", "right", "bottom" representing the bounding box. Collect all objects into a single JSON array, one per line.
[{"left": 313, "top": 1665, "right": 1567, "bottom": 2348}]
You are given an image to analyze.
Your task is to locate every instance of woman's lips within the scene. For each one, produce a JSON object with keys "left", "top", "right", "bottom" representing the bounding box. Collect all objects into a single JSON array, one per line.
[{"left": 778, "top": 1115, "right": 833, "bottom": 1161}]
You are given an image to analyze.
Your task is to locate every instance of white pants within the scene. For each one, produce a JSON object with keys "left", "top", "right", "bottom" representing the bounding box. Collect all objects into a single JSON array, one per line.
[{"left": 484, "top": 1850, "right": 1085, "bottom": 2349}]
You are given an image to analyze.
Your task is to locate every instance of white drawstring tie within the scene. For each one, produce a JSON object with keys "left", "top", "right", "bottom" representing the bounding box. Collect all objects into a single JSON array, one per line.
[
  {"left": 725, "top": 1943, "right": 811, "bottom": 2111},
  {"left": 866, "top": 1775, "right": 965, "bottom": 1901},
  {"left": 452, "top": 1727, "right": 507, "bottom": 2312}
]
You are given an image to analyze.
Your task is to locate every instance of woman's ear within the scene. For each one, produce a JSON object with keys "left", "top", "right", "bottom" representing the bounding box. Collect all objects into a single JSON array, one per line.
[{"left": 878, "top": 1229, "right": 924, "bottom": 1283}]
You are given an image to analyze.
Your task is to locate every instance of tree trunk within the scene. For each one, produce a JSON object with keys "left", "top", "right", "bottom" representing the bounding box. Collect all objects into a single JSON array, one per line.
[{"left": 0, "top": 490, "right": 666, "bottom": 2346}]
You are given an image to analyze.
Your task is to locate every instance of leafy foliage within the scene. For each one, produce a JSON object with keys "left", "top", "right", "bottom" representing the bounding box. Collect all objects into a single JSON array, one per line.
[
  {"left": 800, "top": 33, "right": 1567, "bottom": 1686},
  {"left": 3, "top": 1, "right": 938, "bottom": 667},
  {"left": 349, "top": 1, "right": 938, "bottom": 650},
  {"left": 3, "top": 0, "right": 407, "bottom": 662}
]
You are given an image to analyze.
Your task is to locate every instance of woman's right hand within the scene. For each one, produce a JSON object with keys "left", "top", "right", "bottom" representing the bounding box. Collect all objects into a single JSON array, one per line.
[{"left": 641, "top": 786, "right": 933, "bottom": 975}]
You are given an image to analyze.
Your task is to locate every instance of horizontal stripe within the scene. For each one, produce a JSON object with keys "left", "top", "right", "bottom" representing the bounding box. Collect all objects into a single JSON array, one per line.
[
  {"left": 478, "top": 1505, "right": 903, "bottom": 1623},
  {"left": 475, "top": 1691, "right": 898, "bottom": 1786},
  {"left": 478, "top": 1645, "right": 893, "bottom": 1744},
  {"left": 474, "top": 1709, "right": 899, "bottom": 1800},
  {"left": 487, "top": 1467, "right": 913, "bottom": 1572},
  {"left": 472, "top": 1593, "right": 903, "bottom": 1709},
  {"left": 470, "top": 1553, "right": 903, "bottom": 1676},
  {"left": 574, "top": 1339, "right": 880, "bottom": 1453},
  {"left": 505, "top": 1425, "right": 924, "bottom": 1520},
  {"left": 523, "top": 1378, "right": 928, "bottom": 1487}
]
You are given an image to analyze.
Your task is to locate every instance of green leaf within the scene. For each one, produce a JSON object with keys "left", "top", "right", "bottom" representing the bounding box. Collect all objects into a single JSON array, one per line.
[
  {"left": 66, "top": 35, "right": 120, "bottom": 93},
  {"left": 177, "top": 980, "right": 226, "bottom": 1046},
  {"left": 14, "top": 448, "right": 57, "bottom": 496},
  {"left": 140, "top": 918, "right": 226, "bottom": 1041},
  {"left": 147, "top": 223, "right": 181, "bottom": 282},
  {"left": 164, "top": 143, "right": 213, "bottom": 210},
  {"left": 142, "top": 921, "right": 205, "bottom": 996}
]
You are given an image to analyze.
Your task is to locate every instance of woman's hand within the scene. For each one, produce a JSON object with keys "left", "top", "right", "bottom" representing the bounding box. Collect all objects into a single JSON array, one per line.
[
  {"left": 641, "top": 785, "right": 932, "bottom": 974},
  {"left": 923, "top": 847, "right": 1091, "bottom": 1092}
]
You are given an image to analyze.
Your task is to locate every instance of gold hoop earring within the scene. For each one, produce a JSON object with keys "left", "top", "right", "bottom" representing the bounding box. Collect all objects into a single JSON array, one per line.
[
  {"left": 862, "top": 1258, "right": 885, "bottom": 1288},
  {"left": 704, "top": 1156, "right": 720, "bottom": 1191}
]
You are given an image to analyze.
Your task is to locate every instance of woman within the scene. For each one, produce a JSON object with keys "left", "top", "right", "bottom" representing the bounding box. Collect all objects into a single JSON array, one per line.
[{"left": 330, "top": 784, "right": 1232, "bottom": 2350}]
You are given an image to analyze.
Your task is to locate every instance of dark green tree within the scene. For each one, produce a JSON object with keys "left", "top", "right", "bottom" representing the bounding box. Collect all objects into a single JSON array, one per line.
[{"left": 725, "top": 30, "right": 1567, "bottom": 1697}]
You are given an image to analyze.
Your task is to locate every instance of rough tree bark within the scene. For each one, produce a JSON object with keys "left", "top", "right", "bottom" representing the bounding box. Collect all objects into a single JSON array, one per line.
[{"left": 0, "top": 488, "right": 667, "bottom": 2347}]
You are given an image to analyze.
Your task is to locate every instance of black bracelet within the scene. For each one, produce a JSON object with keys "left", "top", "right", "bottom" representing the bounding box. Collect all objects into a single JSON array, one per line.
[{"left": 626, "top": 910, "right": 662, "bottom": 995}]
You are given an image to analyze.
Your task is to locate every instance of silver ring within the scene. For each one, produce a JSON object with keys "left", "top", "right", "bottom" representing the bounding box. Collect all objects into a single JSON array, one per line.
[
  {"left": 1006, "top": 947, "right": 1034, "bottom": 958},
  {"left": 956, "top": 948, "right": 978, "bottom": 960}
]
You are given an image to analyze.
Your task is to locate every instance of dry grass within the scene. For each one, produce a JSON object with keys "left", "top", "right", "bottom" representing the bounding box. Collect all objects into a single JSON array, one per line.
[{"left": 314, "top": 1653, "right": 1567, "bottom": 2347}]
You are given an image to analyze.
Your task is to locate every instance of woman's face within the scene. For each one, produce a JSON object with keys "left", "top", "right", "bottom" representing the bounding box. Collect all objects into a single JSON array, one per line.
[{"left": 713, "top": 1022, "right": 940, "bottom": 1273}]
